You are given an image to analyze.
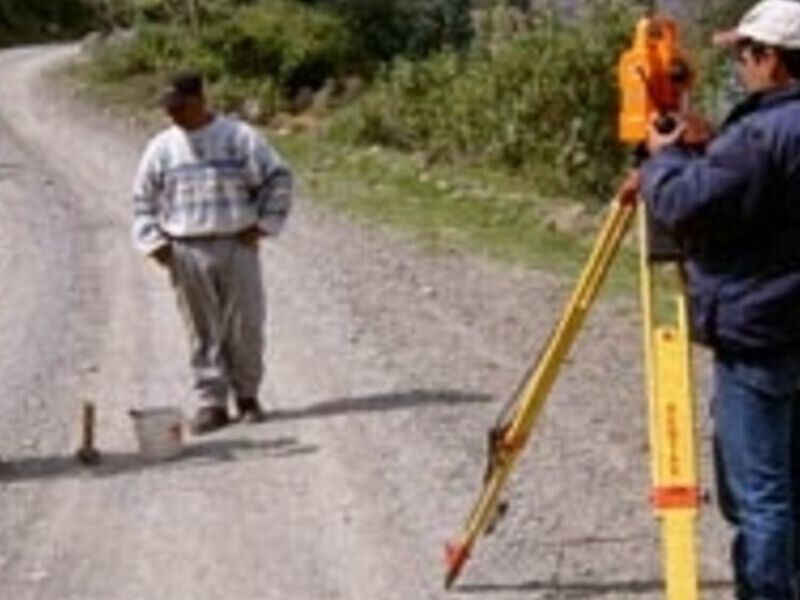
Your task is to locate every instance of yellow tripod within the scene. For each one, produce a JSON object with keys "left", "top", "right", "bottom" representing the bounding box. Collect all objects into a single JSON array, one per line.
[{"left": 444, "top": 179, "right": 701, "bottom": 600}]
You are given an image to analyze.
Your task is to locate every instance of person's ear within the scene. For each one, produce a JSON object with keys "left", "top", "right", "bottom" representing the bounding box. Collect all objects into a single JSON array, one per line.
[{"left": 763, "top": 48, "right": 784, "bottom": 78}]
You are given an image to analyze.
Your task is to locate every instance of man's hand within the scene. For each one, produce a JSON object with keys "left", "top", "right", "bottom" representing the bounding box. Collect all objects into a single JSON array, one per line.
[
  {"left": 647, "top": 112, "right": 714, "bottom": 155},
  {"left": 647, "top": 113, "right": 686, "bottom": 155},
  {"left": 680, "top": 112, "right": 714, "bottom": 148},
  {"left": 237, "top": 226, "right": 263, "bottom": 248},
  {"left": 150, "top": 244, "right": 172, "bottom": 268},
  {"left": 618, "top": 170, "right": 641, "bottom": 206}
]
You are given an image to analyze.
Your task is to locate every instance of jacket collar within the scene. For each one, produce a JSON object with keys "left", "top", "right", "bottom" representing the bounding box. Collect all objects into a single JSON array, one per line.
[{"left": 723, "top": 81, "right": 800, "bottom": 128}]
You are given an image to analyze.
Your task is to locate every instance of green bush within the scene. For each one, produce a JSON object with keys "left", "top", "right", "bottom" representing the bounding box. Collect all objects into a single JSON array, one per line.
[
  {"left": 301, "top": 0, "right": 473, "bottom": 65},
  {"left": 333, "top": 3, "right": 637, "bottom": 201},
  {"left": 88, "top": 24, "right": 187, "bottom": 78},
  {"left": 83, "top": 0, "right": 473, "bottom": 119},
  {"left": 0, "top": 0, "right": 98, "bottom": 45},
  {"left": 200, "top": 1, "right": 353, "bottom": 94},
  {"left": 209, "top": 74, "right": 281, "bottom": 117},
  {"left": 87, "top": 0, "right": 355, "bottom": 119}
]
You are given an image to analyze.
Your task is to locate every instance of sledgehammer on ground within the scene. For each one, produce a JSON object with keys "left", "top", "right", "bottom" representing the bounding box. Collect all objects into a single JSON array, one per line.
[{"left": 75, "top": 401, "right": 101, "bottom": 465}]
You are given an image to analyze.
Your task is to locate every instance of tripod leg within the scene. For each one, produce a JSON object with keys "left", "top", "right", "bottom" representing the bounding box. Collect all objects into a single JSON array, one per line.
[{"left": 444, "top": 196, "right": 636, "bottom": 588}]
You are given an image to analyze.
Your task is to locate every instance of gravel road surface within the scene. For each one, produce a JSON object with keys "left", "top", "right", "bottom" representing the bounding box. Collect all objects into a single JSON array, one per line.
[{"left": 0, "top": 45, "right": 732, "bottom": 600}]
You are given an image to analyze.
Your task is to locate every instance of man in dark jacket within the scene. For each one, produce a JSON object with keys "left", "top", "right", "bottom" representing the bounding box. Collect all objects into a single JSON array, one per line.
[{"left": 640, "top": 1, "right": 800, "bottom": 598}]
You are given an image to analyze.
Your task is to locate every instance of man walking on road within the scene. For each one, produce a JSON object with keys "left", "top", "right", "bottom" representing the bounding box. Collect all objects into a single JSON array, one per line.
[
  {"left": 131, "top": 71, "right": 292, "bottom": 435},
  {"left": 640, "top": 1, "right": 800, "bottom": 598}
]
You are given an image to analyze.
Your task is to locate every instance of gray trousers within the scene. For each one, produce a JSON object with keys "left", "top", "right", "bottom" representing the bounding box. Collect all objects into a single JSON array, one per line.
[{"left": 168, "top": 237, "right": 265, "bottom": 407}]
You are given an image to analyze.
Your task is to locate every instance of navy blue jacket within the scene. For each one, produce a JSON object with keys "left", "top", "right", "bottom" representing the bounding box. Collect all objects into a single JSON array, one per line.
[{"left": 641, "top": 83, "right": 800, "bottom": 353}]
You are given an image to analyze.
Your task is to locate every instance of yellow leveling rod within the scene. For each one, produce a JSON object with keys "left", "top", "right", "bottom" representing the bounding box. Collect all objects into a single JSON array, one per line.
[
  {"left": 638, "top": 210, "right": 700, "bottom": 600},
  {"left": 444, "top": 181, "right": 638, "bottom": 588}
]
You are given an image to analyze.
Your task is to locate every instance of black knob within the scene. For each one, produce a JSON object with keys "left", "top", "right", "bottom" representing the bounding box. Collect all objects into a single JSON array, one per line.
[{"left": 655, "top": 113, "right": 677, "bottom": 134}]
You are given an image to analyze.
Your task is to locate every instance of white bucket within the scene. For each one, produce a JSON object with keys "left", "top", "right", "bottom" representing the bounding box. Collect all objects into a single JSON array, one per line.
[{"left": 129, "top": 407, "right": 184, "bottom": 460}]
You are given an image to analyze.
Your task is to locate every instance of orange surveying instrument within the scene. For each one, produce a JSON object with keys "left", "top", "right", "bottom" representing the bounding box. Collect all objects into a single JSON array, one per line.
[
  {"left": 444, "top": 11, "right": 703, "bottom": 600},
  {"left": 619, "top": 13, "right": 693, "bottom": 145}
]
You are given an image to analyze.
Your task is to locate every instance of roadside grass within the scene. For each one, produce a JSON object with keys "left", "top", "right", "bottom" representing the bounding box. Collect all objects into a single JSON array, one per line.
[
  {"left": 69, "top": 55, "right": 163, "bottom": 116},
  {"left": 276, "top": 130, "right": 640, "bottom": 294}
]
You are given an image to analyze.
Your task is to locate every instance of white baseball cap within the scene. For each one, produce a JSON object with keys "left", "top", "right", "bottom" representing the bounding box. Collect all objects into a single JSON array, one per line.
[{"left": 714, "top": 0, "right": 800, "bottom": 49}]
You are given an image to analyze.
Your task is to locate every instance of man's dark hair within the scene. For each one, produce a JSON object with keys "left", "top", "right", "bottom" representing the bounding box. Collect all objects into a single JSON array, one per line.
[
  {"left": 736, "top": 39, "right": 800, "bottom": 79},
  {"left": 167, "top": 71, "right": 204, "bottom": 98},
  {"left": 776, "top": 48, "right": 800, "bottom": 79},
  {"left": 736, "top": 38, "right": 768, "bottom": 60}
]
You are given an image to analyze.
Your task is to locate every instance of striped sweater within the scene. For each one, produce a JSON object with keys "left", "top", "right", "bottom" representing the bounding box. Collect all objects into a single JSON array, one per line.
[{"left": 132, "top": 115, "right": 292, "bottom": 254}]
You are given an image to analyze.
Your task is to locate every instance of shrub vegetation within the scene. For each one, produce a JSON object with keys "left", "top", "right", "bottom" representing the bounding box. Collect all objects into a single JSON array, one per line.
[
  {"left": 0, "top": 0, "right": 97, "bottom": 45},
  {"left": 331, "top": 3, "right": 638, "bottom": 200}
]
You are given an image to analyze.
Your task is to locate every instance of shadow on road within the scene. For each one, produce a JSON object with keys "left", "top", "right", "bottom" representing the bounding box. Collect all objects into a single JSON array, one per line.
[
  {"left": 0, "top": 388, "right": 487, "bottom": 483},
  {"left": 0, "top": 436, "right": 317, "bottom": 483},
  {"left": 270, "top": 388, "right": 491, "bottom": 422},
  {"left": 456, "top": 578, "right": 733, "bottom": 597}
]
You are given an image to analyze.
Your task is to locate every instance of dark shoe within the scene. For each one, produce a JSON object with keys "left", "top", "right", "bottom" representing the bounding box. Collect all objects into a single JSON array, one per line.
[
  {"left": 189, "top": 406, "right": 230, "bottom": 435},
  {"left": 235, "top": 397, "right": 266, "bottom": 424}
]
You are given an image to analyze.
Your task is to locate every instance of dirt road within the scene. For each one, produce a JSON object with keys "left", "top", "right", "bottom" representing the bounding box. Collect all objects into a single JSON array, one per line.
[{"left": 0, "top": 45, "right": 731, "bottom": 599}]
